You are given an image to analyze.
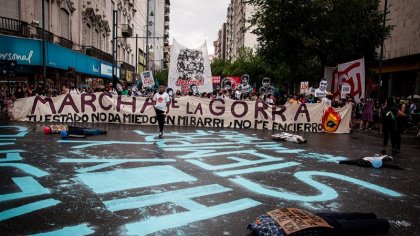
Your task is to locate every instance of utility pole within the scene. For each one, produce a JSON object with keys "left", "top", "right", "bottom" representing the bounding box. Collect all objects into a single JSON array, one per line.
[
  {"left": 146, "top": 0, "right": 150, "bottom": 71},
  {"left": 41, "top": 0, "right": 46, "bottom": 83},
  {"left": 112, "top": 10, "right": 118, "bottom": 84},
  {"left": 378, "top": 0, "right": 388, "bottom": 100},
  {"left": 135, "top": 34, "right": 138, "bottom": 73}
]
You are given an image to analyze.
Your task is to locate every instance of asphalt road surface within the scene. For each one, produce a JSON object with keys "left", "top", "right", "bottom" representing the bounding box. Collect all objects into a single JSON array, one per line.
[{"left": 1, "top": 122, "right": 419, "bottom": 236}]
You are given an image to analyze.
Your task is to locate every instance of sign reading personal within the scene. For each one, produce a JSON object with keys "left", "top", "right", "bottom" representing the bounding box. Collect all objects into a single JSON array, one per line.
[
  {"left": 11, "top": 93, "right": 351, "bottom": 133},
  {"left": 267, "top": 208, "right": 333, "bottom": 235}
]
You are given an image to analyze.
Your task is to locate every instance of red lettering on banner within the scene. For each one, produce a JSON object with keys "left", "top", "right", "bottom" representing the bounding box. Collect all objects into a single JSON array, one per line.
[
  {"left": 294, "top": 104, "right": 310, "bottom": 122},
  {"left": 58, "top": 94, "right": 79, "bottom": 113},
  {"left": 209, "top": 99, "right": 225, "bottom": 116},
  {"left": 339, "top": 62, "right": 362, "bottom": 98},
  {"left": 141, "top": 98, "right": 154, "bottom": 113},
  {"left": 31, "top": 96, "right": 56, "bottom": 114},
  {"left": 81, "top": 93, "right": 97, "bottom": 112},
  {"left": 175, "top": 79, "right": 204, "bottom": 86},
  {"left": 99, "top": 93, "right": 112, "bottom": 111}
]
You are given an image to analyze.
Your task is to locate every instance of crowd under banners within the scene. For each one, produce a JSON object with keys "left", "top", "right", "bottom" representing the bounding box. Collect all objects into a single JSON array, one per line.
[
  {"left": 168, "top": 40, "right": 213, "bottom": 94},
  {"left": 11, "top": 94, "right": 352, "bottom": 133},
  {"left": 140, "top": 70, "right": 155, "bottom": 88},
  {"left": 324, "top": 58, "right": 365, "bottom": 102}
]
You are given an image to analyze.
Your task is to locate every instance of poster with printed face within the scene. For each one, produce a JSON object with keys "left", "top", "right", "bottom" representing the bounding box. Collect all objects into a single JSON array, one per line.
[
  {"left": 168, "top": 40, "right": 213, "bottom": 94},
  {"left": 314, "top": 79, "right": 328, "bottom": 98},
  {"left": 140, "top": 70, "right": 155, "bottom": 88}
]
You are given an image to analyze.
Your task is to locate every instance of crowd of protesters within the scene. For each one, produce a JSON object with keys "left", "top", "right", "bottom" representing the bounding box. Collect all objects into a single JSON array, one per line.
[{"left": 1, "top": 78, "right": 419, "bottom": 136}]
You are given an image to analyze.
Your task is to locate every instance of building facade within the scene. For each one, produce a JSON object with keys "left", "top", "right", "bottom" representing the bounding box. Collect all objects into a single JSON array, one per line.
[
  {"left": 148, "top": 0, "right": 170, "bottom": 71},
  {"left": 214, "top": 0, "right": 257, "bottom": 62},
  {"left": 213, "top": 23, "right": 226, "bottom": 60},
  {"left": 373, "top": 0, "right": 420, "bottom": 98},
  {"left": 0, "top": 0, "right": 169, "bottom": 90}
]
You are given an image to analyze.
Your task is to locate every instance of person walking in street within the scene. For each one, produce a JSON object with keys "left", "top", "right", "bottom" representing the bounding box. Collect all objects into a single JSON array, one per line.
[
  {"left": 153, "top": 85, "right": 171, "bottom": 138},
  {"left": 361, "top": 98, "right": 374, "bottom": 130},
  {"left": 381, "top": 98, "right": 406, "bottom": 156}
]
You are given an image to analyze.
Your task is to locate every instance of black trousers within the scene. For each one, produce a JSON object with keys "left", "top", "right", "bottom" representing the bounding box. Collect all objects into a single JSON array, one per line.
[
  {"left": 155, "top": 108, "right": 165, "bottom": 132},
  {"left": 383, "top": 126, "right": 401, "bottom": 150},
  {"left": 317, "top": 212, "right": 389, "bottom": 235}
]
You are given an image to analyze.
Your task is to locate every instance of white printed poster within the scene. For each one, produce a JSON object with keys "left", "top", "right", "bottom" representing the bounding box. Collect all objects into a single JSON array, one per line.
[{"left": 141, "top": 70, "right": 155, "bottom": 87}]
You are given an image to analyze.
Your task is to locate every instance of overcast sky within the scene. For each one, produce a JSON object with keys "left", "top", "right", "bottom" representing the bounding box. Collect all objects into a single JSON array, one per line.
[{"left": 169, "top": 0, "right": 230, "bottom": 55}]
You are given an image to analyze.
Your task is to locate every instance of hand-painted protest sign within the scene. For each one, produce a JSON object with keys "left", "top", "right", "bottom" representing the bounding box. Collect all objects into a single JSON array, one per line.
[
  {"left": 324, "top": 58, "right": 365, "bottom": 102},
  {"left": 140, "top": 70, "right": 155, "bottom": 88},
  {"left": 168, "top": 40, "right": 213, "bottom": 94},
  {"left": 300, "top": 81, "right": 309, "bottom": 94},
  {"left": 267, "top": 208, "right": 333, "bottom": 235},
  {"left": 11, "top": 93, "right": 352, "bottom": 133}
]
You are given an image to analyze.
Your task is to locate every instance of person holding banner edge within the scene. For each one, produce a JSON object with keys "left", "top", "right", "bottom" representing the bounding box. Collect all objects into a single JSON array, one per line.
[{"left": 153, "top": 85, "right": 171, "bottom": 138}]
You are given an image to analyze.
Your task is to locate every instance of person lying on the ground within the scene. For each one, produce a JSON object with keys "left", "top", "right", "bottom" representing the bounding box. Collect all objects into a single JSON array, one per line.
[
  {"left": 248, "top": 208, "right": 390, "bottom": 236},
  {"left": 272, "top": 132, "right": 307, "bottom": 144},
  {"left": 43, "top": 125, "right": 107, "bottom": 136},
  {"left": 339, "top": 154, "right": 402, "bottom": 170}
]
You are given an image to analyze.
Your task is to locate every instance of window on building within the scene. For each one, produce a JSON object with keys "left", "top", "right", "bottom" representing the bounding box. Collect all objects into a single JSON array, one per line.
[
  {"left": 85, "top": 23, "right": 91, "bottom": 46},
  {"left": 102, "top": 34, "right": 106, "bottom": 51},
  {"left": 60, "top": 8, "right": 70, "bottom": 39},
  {"left": 95, "top": 29, "right": 100, "bottom": 48},
  {"left": 118, "top": 9, "right": 122, "bottom": 23},
  {"left": 0, "top": 0, "right": 20, "bottom": 20}
]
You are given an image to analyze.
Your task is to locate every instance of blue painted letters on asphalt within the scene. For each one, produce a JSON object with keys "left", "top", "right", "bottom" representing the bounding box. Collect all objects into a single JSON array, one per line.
[
  {"left": 231, "top": 171, "right": 402, "bottom": 202},
  {"left": 76, "top": 165, "right": 197, "bottom": 194}
]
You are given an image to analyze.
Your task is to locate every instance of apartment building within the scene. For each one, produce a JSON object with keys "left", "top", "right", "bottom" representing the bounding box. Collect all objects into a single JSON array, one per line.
[
  {"left": 0, "top": 0, "right": 169, "bottom": 88},
  {"left": 214, "top": 0, "right": 257, "bottom": 62}
]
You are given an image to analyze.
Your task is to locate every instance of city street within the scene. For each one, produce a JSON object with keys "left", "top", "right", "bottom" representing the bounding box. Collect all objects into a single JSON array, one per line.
[{"left": 1, "top": 122, "right": 419, "bottom": 235}]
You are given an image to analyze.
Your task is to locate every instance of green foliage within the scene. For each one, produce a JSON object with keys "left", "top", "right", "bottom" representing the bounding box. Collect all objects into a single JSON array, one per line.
[
  {"left": 154, "top": 70, "right": 168, "bottom": 86},
  {"left": 247, "top": 0, "right": 391, "bottom": 84}
]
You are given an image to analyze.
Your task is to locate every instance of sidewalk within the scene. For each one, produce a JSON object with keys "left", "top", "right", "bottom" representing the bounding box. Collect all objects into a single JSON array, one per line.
[{"left": 352, "top": 127, "right": 420, "bottom": 146}]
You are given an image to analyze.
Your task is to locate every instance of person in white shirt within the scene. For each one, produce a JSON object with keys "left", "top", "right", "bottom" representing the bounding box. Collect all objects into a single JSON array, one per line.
[{"left": 153, "top": 85, "right": 171, "bottom": 138}]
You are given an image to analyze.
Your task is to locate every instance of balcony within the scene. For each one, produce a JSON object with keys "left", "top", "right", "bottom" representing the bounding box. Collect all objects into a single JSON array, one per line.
[
  {"left": 84, "top": 46, "right": 113, "bottom": 63},
  {"left": 164, "top": 38, "right": 169, "bottom": 46},
  {"left": 121, "top": 24, "right": 133, "bottom": 37},
  {"left": 164, "top": 22, "right": 169, "bottom": 30},
  {"left": 0, "top": 16, "right": 29, "bottom": 37},
  {"left": 37, "top": 27, "right": 54, "bottom": 43},
  {"left": 59, "top": 36, "right": 73, "bottom": 49},
  {"left": 165, "top": 12, "right": 169, "bottom": 21},
  {"left": 121, "top": 62, "right": 135, "bottom": 71}
]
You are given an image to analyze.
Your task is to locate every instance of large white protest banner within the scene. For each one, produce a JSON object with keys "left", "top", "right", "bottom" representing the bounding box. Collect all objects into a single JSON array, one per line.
[
  {"left": 168, "top": 39, "right": 213, "bottom": 94},
  {"left": 11, "top": 94, "right": 351, "bottom": 133}
]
